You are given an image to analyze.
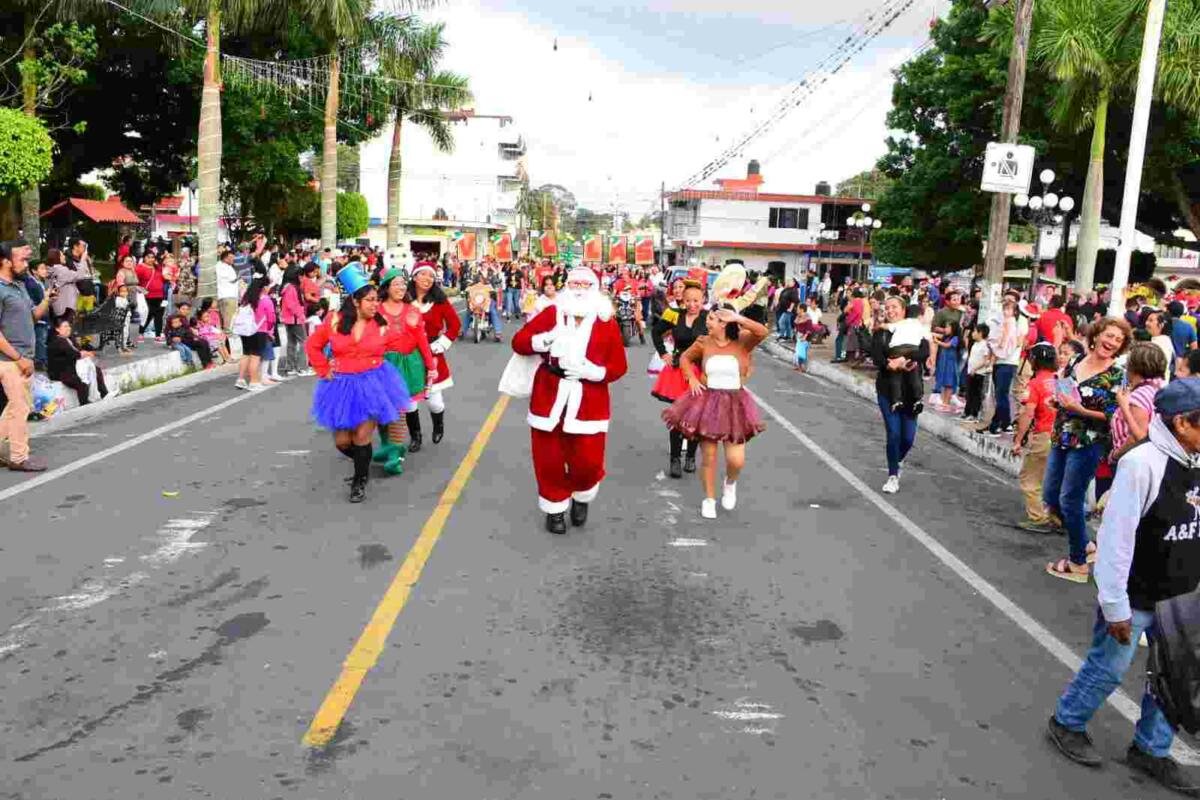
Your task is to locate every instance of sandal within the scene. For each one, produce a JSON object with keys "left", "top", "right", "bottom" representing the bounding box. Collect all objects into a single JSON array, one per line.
[
  {"left": 1047, "top": 558, "right": 1090, "bottom": 584},
  {"left": 1086, "top": 542, "right": 1097, "bottom": 565}
]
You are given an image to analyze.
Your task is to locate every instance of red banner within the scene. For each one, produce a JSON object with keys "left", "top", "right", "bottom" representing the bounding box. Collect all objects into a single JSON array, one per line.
[
  {"left": 634, "top": 236, "right": 655, "bottom": 265},
  {"left": 608, "top": 236, "right": 627, "bottom": 265},
  {"left": 583, "top": 235, "right": 602, "bottom": 263},
  {"left": 455, "top": 232, "right": 476, "bottom": 261},
  {"left": 491, "top": 232, "right": 513, "bottom": 262},
  {"left": 539, "top": 232, "right": 558, "bottom": 256}
]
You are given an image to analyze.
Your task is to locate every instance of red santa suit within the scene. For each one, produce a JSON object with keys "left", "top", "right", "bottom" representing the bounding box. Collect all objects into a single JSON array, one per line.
[
  {"left": 413, "top": 297, "right": 461, "bottom": 397},
  {"left": 511, "top": 274, "right": 628, "bottom": 514}
]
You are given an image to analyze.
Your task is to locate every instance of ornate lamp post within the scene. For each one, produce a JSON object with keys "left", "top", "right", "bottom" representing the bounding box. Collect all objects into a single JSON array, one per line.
[{"left": 1013, "top": 168, "right": 1075, "bottom": 298}]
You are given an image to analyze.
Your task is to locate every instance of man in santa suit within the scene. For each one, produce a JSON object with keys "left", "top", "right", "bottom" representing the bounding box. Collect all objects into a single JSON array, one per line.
[{"left": 512, "top": 267, "right": 629, "bottom": 534}]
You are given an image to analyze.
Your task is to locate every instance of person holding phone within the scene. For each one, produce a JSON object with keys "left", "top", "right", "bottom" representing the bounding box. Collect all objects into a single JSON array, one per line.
[{"left": 0, "top": 239, "right": 51, "bottom": 471}]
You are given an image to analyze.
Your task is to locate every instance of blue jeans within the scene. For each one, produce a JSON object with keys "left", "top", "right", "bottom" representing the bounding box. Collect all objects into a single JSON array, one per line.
[
  {"left": 877, "top": 394, "right": 919, "bottom": 477},
  {"left": 503, "top": 287, "right": 521, "bottom": 317},
  {"left": 170, "top": 342, "right": 194, "bottom": 366},
  {"left": 1042, "top": 442, "right": 1103, "bottom": 565},
  {"left": 834, "top": 331, "right": 846, "bottom": 360},
  {"left": 992, "top": 363, "right": 1017, "bottom": 427},
  {"left": 462, "top": 304, "right": 502, "bottom": 335},
  {"left": 777, "top": 311, "right": 794, "bottom": 339},
  {"left": 34, "top": 323, "right": 48, "bottom": 367},
  {"left": 1056, "top": 607, "right": 1175, "bottom": 757}
]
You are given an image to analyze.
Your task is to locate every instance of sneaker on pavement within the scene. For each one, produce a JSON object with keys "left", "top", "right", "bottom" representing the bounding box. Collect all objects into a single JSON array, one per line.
[
  {"left": 298, "top": 369, "right": 316, "bottom": 377},
  {"left": 721, "top": 480, "right": 737, "bottom": 511},
  {"left": 1046, "top": 716, "right": 1103, "bottom": 767},
  {"left": 8, "top": 457, "right": 48, "bottom": 472},
  {"left": 882, "top": 475, "right": 900, "bottom": 494},
  {"left": 234, "top": 379, "right": 248, "bottom": 390},
  {"left": 1126, "top": 743, "right": 1200, "bottom": 795},
  {"left": 248, "top": 383, "right": 268, "bottom": 392},
  {"left": 701, "top": 498, "right": 717, "bottom": 519}
]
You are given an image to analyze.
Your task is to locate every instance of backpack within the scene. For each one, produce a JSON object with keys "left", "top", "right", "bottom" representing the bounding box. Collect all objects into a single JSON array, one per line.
[
  {"left": 231, "top": 304, "right": 258, "bottom": 337},
  {"left": 1149, "top": 587, "right": 1200, "bottom": 734}
]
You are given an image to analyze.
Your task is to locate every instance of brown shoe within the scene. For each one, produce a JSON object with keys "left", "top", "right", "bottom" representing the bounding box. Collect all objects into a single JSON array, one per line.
[{"left": 8, "top": 457, "right": 47, "bottom": 472}]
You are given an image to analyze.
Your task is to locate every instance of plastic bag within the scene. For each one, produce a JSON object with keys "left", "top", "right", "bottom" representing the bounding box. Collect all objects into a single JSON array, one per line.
[
  {"left": 31, "top": 373, "right": 64, "bottom": 419},
  {"left": 647, "top": 352, "right": 664, "bottom": 375},
  {"left": 498, "top": 353, "right": 539, "bottom": 398}
]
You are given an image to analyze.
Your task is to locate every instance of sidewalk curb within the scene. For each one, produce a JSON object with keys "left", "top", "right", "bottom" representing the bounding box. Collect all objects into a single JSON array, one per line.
[
  {"left": 30, "top": 362, "right": 240, "bottom": 439},
  {"left": 762, "top": 339, "right": 1022, "bottom": 478}
]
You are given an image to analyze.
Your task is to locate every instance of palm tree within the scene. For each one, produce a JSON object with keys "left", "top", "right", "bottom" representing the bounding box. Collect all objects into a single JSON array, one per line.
[{"left": 381, "top": 21, "right": 471, "bottom": 249}]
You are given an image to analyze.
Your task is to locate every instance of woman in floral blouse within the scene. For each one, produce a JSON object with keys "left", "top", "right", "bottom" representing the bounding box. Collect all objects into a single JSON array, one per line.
[{"left": 1044, "top": 317, "right": 1132, "bottom": 583}]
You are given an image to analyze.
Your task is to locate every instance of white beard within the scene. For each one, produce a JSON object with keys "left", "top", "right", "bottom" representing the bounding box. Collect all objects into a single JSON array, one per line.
[{"left": 558, "top": 288, "right": 611, "bottom": 322}]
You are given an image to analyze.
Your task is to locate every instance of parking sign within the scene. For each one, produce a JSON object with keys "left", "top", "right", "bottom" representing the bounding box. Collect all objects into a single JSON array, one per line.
[{"left": 980, "top": 142, "right": 1035, "bottom": 194}]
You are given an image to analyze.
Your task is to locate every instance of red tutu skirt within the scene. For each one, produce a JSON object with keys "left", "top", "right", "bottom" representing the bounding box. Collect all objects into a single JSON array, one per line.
[
  {"left": 662, "top": 388, "right": 766, "bottom": 444},
  {"left": 652, "top": 363, "right": 689, "bottom": 403}
]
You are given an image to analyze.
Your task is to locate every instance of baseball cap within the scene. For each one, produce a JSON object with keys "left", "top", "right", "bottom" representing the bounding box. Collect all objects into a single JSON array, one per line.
[{"left": 1155, "top": 378, "right": 1200, "bottom": 418}]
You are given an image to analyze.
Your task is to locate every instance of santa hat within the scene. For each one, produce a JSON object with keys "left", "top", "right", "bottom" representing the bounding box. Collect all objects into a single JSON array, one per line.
[
  {"left": 1019, "top": 299, "right": 1041, "bottom": 319},
  {"left": 566, "top": 266, "right": 599, "bottom": 288},
  {"left": 411, "top": 261, "right": 438, "bottom": 280}
]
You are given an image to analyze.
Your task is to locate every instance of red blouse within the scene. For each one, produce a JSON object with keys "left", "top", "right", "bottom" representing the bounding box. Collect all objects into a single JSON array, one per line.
[{"left": 305, "top": 315, "right": 420, "bottom": 378}]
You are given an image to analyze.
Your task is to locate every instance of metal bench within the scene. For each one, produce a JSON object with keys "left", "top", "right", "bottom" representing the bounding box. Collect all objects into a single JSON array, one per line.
[{"left": 75, "top": 296, "right": 128, "bottom": 353}]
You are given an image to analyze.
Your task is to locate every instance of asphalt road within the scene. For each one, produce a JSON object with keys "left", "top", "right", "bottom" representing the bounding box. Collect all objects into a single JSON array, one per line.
[{"left": 0, "top": 326, "right": 1190, "bottom": 799}]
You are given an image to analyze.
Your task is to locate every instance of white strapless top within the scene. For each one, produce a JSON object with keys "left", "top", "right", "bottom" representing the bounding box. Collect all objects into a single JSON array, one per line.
[{"left": 705, "top": 354, "right": 742, "bottom": 390}]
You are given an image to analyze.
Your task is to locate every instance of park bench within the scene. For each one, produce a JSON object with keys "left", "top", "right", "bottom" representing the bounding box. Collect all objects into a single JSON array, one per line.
[{"left": 75, "top": 296, "right": 128, "bottom": 353}]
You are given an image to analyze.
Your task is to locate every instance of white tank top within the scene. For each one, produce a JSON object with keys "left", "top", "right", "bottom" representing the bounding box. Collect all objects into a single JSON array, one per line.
[{"left": 705, "top": 354, "right": 742, "bottom": 390}]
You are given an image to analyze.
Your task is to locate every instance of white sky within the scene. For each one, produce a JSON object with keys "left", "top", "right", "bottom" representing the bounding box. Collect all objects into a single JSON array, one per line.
[{"left": 411, "top": 0, "right": 949, "bottom": 216}]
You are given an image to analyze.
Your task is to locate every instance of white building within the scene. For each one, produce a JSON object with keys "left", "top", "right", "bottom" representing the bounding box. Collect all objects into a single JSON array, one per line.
[
  {"left": 666, "top": 160, "right": 875, "bottom": 284},
  {"left": 358, "top": 110, "right": 526, "bottom": 251}
]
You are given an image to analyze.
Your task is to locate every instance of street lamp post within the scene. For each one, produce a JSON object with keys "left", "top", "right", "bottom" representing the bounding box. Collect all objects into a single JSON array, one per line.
[
  {"left": 1013, "top": 168, "right": 1074, "bottom": 300},
  {"left": 850, "top": 203, "right": 882, "bottom": 283}
]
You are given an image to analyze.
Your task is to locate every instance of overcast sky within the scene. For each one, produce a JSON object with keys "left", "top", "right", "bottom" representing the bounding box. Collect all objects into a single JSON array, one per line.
[{"left": 419, "top": 0, "right": 950, "bottom": 216}]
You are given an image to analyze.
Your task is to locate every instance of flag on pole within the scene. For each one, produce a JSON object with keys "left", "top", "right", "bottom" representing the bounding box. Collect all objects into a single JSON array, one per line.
[
  {"left": 454, "top": 231, "right": 477, "bottom": 261},
  {"left": 634, "top": 236, "right": 655, "bottom": 265},
  {"left": 583, "top": 235, "right": 602, "bottom": 263},
  {"left": 539, "top": 231, "right": 558, "bottom": 257},
  {"left": 607, "top": 236, "right": 627, "bottom": 265},
  {"left": 490, "top": 232, "right": 513, "bottom": 261}
]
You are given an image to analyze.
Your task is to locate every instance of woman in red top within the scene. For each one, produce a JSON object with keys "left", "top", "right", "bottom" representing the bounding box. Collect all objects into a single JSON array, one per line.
[
  {"left": 306, "top": 270, "right": 419, "bottom": 503},
  {"left": 402, "top": 261, "right": 461, "bottom": 449},
  {"left": 136, "top": 254, "right": 166, "bottom": 340},
  {"left": 373, "top": 269, "right": 437, "bottom": 474}
]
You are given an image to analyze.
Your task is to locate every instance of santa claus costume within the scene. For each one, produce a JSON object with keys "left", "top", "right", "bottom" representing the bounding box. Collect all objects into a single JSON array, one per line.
[
  {"left": 512, "top": 267, "right": 629, "bottom": 534},
  {"left": 306, "top": 269, "right": 419, "bottom": 503},
  {"left": 403, "top": 262, "right": 462, "bottom": 451},
  {"left": 374, "top": 269, "right": 437, "bottom": 475}
]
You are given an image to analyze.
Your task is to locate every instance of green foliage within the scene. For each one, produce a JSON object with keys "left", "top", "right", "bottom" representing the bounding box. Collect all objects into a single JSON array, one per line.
[
  {"left": 74, "top": 182, "right": 106, "bottom": 200},
  {"left": 0, "top": 108, "right": 53, "bottom": 195},
  {"left": 834, "top": 168, "right": 893, "bottom": 200},
  {"left": 16, "top": 22, "right": 98, "bottom": 114},
  {"left": 337, "top": 192, "right": 370, "bottom": 240}
]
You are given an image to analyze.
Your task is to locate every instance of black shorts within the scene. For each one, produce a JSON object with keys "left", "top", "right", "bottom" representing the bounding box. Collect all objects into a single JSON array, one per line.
[{"left": 240, "top": 332, "right": 268, "bottom": 357}]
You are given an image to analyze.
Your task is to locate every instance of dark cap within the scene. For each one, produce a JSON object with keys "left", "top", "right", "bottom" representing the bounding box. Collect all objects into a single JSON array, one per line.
[
  {"left": 1028, "top": 342, "right": 1056, "bottom": 364},
  {"left": 1155, "top": 377, "right": 1200, "bottom": 418}
]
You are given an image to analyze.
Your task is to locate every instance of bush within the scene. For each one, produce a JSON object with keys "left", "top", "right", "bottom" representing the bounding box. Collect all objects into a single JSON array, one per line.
[
  {"left": 0, "top": 108, "right": 54, "bottom": 195},
  {"left": 336, "top": 192, "right": 369, "bottom": 241}
]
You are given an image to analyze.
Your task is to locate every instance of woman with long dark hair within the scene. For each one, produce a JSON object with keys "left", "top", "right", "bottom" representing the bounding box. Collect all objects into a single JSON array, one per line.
[
  {"left": 374, "top": 270, "right": 436, "bottom": 474},
  {"left": 306, "top": 271, "right": 418, "bottom": 502},
  {"left": 233, "top": 276, "right": 274, "bottom": 392},
  {"left": 402, "top": 262, "right": 461, "bottom": 450}
]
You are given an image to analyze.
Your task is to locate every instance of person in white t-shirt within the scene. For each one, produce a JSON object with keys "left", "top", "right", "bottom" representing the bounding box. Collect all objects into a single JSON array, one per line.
[{"left": 216, "top": 250, "right": 240, "bottom": 333}]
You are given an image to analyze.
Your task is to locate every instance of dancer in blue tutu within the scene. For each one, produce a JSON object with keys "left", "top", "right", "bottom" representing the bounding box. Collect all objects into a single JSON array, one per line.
[{"left": 305, "top": 268, "right": 421, "bottom": 503}]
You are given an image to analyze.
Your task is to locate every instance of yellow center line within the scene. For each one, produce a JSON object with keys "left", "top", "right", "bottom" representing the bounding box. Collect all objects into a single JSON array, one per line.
[{"left": 302, "top": 394, "right": 511, "bottom": 748}]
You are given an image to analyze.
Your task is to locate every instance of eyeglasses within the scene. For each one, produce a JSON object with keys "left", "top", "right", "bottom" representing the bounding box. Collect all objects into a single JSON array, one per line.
[{"left": 566, "top": 281, "right": 592, "bottom": 290}]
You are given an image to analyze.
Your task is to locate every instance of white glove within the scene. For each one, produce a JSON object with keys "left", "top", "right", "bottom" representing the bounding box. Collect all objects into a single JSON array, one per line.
[
  {"left": 430, "top": 334, "right": 452, "bottom": 355},
  {"left": 563, "top": 358, "right": 606, "bottom": 383},
  {"left": 531, "top": 330, "right": 557, "bottom": 353}
]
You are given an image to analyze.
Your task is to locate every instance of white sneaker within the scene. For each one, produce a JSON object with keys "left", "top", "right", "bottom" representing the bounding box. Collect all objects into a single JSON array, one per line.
[
  {"left": 248, "top": 383, "right": 268, "bottom": 393},
  {"left": 298, "top": 369, "right": 316, "bottom": 377},
  {"left": 234, "top": 379, "right": 248, "bottom": 390},
  {"left": 882, "top": 475, "right": 900, "bottom": 494},
  {"left": 701, "top": 498, "right": 717, "bottom": 519},
  {"left": 721, "top": 480, "right": 737, "bottom": 511}
]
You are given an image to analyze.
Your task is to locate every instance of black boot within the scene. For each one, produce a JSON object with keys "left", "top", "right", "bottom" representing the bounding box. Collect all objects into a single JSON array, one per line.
[
  {"left": 431, "top": 411, "right": 445, "bottom": 444},
  {"left": 683, "top": 445, "right": 697, "bottom": 474},
  {"left": 669, "top": 457, "right": 683, "bottom": 479},
  {"left": 570, "top": 500, "right": 588, "bottom": 527},
  {"left": 349, "top": 476, "right": 367, "bottom": 503},
  {"left": 349, "top": 444, "right": 371, "bottom": 503},
  {"left": 406, "top": 411, "right": 423, "bottom": 453},
  {"left": 545, "top": 512, "right": 567, "bottom": 534},
  {"left": 668, "top": 431, "right": 684, "bottom": 478}
]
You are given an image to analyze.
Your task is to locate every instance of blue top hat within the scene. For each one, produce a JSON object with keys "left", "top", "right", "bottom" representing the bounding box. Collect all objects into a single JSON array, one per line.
[{"left": 337, "top": 264, "right": 370, "bottom": 296}]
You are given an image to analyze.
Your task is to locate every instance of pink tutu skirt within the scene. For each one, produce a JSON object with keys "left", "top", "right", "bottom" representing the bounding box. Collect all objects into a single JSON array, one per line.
[{"left": 662, "top": 388, "right": 766, "bottom": 444}]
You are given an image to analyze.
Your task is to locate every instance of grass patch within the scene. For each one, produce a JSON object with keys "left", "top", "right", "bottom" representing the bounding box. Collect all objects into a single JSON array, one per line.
[{"left": 117, "top": 365, "right": 200, "bottom": 395}]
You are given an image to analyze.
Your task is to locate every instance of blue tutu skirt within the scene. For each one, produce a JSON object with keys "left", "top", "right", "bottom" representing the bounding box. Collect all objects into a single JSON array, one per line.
[{"left": 312, "top": 364, "right": 411, "bottom": 431}]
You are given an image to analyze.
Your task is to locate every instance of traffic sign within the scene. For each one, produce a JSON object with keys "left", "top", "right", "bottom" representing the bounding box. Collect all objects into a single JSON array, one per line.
[{"left": 980, "top": 142, "right": 1035, "bottom": 194}]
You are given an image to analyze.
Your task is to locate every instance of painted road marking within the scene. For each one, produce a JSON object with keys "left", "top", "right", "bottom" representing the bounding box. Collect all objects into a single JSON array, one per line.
[
  {"left": 749, "top": 389, "right": 1200, "bottom": 766},
  {"left": 669, "top": 538, "right": 708, "bottom": 547},
  {"left": 0, "top": 388, "right": 273, "bottom": 504},
  {"left": 302, "top": 394, "right": 511, "bottom": 748}
]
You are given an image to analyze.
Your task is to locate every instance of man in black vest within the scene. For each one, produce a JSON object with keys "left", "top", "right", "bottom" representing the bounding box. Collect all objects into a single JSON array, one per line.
[{"left": 1047, "top": 378, "right": 1200, "bottom": 795}]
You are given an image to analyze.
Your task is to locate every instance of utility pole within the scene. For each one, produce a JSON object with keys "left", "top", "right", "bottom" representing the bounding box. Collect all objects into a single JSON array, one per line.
[
  {"left": 1109, "top": 0, "right": 1165, "bottom": 317},
  {"left": 660, "top": 180, "right": 667, "bottom": 267},
  {"left": 980, "top": 0, "right": 1035, "bottom": 323}
]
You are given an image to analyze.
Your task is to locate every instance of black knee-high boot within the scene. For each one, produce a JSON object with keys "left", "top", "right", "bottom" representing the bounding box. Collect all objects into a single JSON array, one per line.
[
  {"left": 683, "top": 438, "right": 697, "bottom": 473},
  {"left": 668, "top": 430, "right": 684, "bottom": 479},
  {"left": 349, "top": 443, "right": 371, "bottom": 502},
  {"left": 337, "top": 442, "right": 354, "bottom": 458},
  {"left": 431, "top": 411, "right": 445, "bottom": 444},
  {"left": 406, "top": 411, "right": 423, "bottom": 453}
]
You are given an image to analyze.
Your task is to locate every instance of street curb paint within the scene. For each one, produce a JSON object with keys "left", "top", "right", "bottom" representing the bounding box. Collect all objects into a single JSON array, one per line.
[
  {"left": 302, "top": 393, "right": 511, "bottom": 749},
  {"left": 748, "top": 388, "right": 1200, "bottom": 766}
]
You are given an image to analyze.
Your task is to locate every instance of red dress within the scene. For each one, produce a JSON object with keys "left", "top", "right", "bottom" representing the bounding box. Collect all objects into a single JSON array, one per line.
[{"left": 415, "top": 299, "right": 461, "bottom": 393}]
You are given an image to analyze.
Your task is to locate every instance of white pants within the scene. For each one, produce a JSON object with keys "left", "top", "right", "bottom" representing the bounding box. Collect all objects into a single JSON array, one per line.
[
  {"left": 75, "top": 357, "right": 102, "bottom": 403},
  {"left": 427, "top": 390, "right": 445, "bottom": 413}
]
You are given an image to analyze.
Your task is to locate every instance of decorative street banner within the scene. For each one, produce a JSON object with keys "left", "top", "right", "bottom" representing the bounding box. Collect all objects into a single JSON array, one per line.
[
  {"left": 539, "top": 232, "right": 558, "bottom": 257},
  {"left": 608, "top": 236, "right": 627, "bottom": 265},
  {"left": 634, "top": 236, "right": 655, "bottom": 265},
  {"left": 583, "top": 235, "right": 602, "bottom": 263},
  {"left": 454, "top": 232, "right": 477, "bottom": 261},
  {"left": 491, "top": 232, "right": 513, "bottom": 261}
]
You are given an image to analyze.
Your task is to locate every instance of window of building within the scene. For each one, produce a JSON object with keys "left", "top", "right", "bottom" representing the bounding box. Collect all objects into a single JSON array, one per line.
[{"left": 768, "top": 207, "right": 808, "bottom": 229}]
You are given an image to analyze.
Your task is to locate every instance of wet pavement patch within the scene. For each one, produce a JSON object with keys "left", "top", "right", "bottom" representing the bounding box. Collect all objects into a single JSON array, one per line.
[
  {"left": 222, "top": 497, "right": 267, "bottom": 510},
  {"left": 788, "top": 619, "right": 844, "bottom": 643},
  {"left": 175, "top": 707, "right": 211, "bottom": 733},
  {"left": 165, "top": 568, "right": 240, "bottom": 607},
  {"left": 357, "top": 544, "right": 393, "bottom": 569}
]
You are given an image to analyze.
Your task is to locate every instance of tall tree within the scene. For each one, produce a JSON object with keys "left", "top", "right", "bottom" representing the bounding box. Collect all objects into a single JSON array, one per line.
[{"left": 381, "top": 20, "right": 471, "bottom": 249}]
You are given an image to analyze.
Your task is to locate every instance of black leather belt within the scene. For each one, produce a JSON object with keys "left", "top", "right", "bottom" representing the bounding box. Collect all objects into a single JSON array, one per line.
[{"left": 543, "top": 360, "right": 567, "bottom": 379}]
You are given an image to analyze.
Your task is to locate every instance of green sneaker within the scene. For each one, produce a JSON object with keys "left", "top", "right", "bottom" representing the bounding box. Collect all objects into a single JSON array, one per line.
[
  {"left": 383, "top": 454, "right": 405, "bottom": 476},
  {"left": 1018, "top": 518, "right": 1059, "bottom": 534},
  {"left": 372, "top": 442, "right": 399, "bottom": 464}
]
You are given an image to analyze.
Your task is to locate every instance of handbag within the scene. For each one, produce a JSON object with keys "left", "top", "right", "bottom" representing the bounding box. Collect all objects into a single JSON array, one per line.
[
  {"left": 498, "top": 353, "right": 539, "bottom": 398},
  {"left": 1149, "top": 588, "right": 1200, "bottom": 734},
  {"left": 76, "top": 276, "right": 96, "bottom": 297},
  {"left": 231, "top": 304, "right": 258, "bottom": 337}
]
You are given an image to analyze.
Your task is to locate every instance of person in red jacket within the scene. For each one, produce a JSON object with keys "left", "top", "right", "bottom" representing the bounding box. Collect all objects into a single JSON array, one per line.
[
  {"left": 512, "top": 266, "right": 629, "bottom": 534},
  {"left": 402, "top": 261, "right": 461, "bottom": 450},
  {"left": 136, "top": 254, "right": 166, "bottom": 340},
  {"left": 305, "top": 269, "right": 419, "bottom": 503}
]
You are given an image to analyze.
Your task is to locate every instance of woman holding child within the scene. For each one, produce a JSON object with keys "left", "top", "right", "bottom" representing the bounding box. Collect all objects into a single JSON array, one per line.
[{"left": 870, "top": 295, "right": 930, "bottom": 495}]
